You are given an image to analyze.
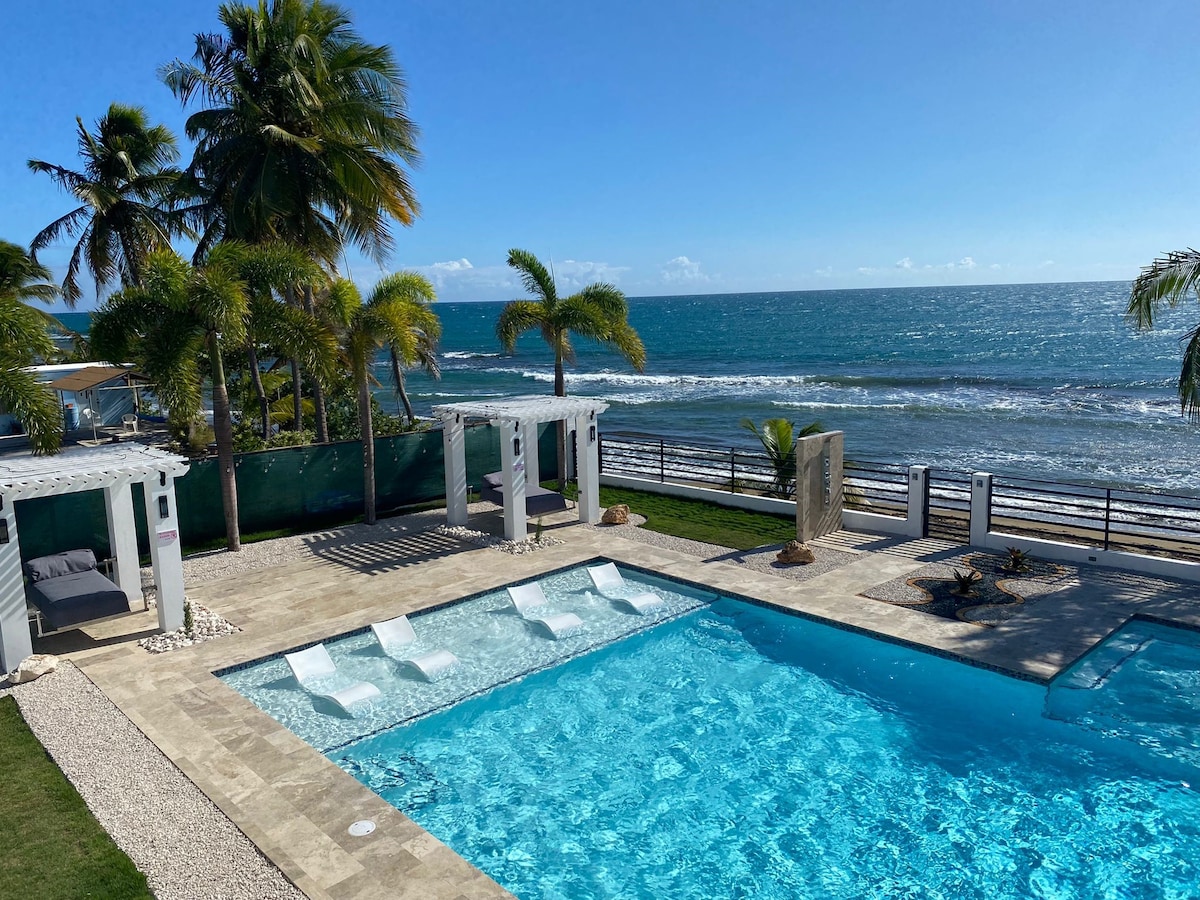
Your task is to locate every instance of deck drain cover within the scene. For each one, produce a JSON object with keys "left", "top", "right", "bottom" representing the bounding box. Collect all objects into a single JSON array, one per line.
[{"left": 348, "top": 819, "right": 376, "bottom": 837}]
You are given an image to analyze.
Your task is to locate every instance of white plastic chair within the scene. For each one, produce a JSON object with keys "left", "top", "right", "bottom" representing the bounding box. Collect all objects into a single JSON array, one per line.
[
  {"left": 284, "top": 643, "right": 381, "bottom": 714},
  {"left": 371, "top": 615, "right": 459, "bottom": 681},
  {"left": 122, "top": 414, "right": 139, "bottom": 433},
  {"left": 587, "top": 563, "right": 667, "bottom": 615},
  {"left": 507, "top": 582, "right": 584, "bottom": 639}
]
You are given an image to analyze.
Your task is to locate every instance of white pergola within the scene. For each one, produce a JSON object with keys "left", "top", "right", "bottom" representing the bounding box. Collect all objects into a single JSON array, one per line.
[
  {"left": 434, "top": 395, "right": 608, "bottom": 540},
  {"left": 0, "top": 444, "right": 189, "bottom": 671}
]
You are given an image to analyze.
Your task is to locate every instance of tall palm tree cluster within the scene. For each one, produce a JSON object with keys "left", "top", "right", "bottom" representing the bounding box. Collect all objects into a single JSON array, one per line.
[
  {"left": 8, "top": 0, "right": 440, "bottom": 548},
  {"left": 7, "top": 0, "right": 649, "bottom": 552}
]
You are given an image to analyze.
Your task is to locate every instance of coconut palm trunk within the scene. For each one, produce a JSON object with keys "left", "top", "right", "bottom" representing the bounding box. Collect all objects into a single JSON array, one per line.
[
  {"left": 390, "top": 347, "right": 416, "bottom": 424},
  {"left": 208, "top": 332, "right": 240, "bottom": 550},
  {"left": 303, "top": 284, "right": 330, "bottom": 442},
  {"left": 554, "top": 343, "right": 568, "bottom": 488},
  {"left": 358, "top": 371, "right": 377, "bottom": 525},
  {"left": 246, "top": 344, "right": 271, "bottom": 436}
]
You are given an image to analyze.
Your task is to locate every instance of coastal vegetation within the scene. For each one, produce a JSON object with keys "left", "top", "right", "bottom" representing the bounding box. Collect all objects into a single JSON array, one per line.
[
  {"left": 740, "top": 417, "right": 824, "bottom": 499},
  {"left": 1128, "top": 249, "right": 1200, "bottom": 420},
  {"left": 497, "top": 248, "right": 646, "bottom": 485}
]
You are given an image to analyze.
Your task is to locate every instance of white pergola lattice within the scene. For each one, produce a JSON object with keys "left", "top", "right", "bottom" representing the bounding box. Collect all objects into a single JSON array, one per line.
[
  {"left": 0, "top": 444, "right": 190, "bottom": 671},
  {"left": 433, "top": 395, "right": 609, "bottom": 539}
]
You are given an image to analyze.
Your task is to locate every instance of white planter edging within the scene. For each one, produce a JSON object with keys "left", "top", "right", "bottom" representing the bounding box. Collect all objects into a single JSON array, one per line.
[
  {"left": 599, "top": 473, "right": 796, "bottom": 516},
  {"left": 981, "top": 531, "right": 1200, "bottom": 583}
]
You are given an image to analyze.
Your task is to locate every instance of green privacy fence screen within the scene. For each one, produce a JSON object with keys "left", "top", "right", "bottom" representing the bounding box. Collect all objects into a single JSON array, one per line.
[{"left": 14, "top": 423, "right": 558, "bottom": 562}]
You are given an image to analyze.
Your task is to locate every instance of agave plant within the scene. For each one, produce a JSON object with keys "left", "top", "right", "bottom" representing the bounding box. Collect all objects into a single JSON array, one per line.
[
  {"left": 952, "top": 568, "right": 981, "bottom": 596},
  {"left": 1003, "top": 546, "right": 1031, "bottom": 573}
]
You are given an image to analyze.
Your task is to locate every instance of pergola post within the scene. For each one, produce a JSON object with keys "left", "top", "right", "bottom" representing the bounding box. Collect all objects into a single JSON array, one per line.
[
  {"left": 522, "top": 420, "right": 541, "bottom": 489},
  {"left": 442, "top": 415, "right": 468, "bottom": 526},
  {"left": 0, "top": 499, "right": 31, "bottom": 672},
  {"left": 104, "top": 482, "right": 142, "bottom": 603},
  {"left": 575, "top": 413, "right": 602, "bottom": 523},
  {"left": 499, "top": 419, "right": 528, "bottom": 540},
  {"left": 143, "top": 475, "right": 185, "bottom": 632}
]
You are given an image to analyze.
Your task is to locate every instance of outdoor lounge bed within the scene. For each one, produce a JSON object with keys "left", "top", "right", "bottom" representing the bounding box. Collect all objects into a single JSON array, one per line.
[
  {"left": 284, "top": 644, "right": 381, "bottom": 714},
  {"left": 507, "top": 582, "right": 584, "bottom": 639},
  {"left": 586, "top": 562, "right": 668, "bottom": 615},
  {"left": 480, "top": 471, "right": 568, "bottom": 516},
  {"left": 371, "top": 614, "right": 459, "bottom": 681},
  {"left": 24, "top": 549, "right": 139, "bottom": 635}
]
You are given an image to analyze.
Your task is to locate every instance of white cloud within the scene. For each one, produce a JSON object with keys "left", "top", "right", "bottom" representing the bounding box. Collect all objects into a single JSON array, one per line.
[
  {"left": 550, "top": 258, "right": 629, "bottom": 288},
  {"left": 990, "top": 263, "right": 1002, "bottom": 270},
  {"left": 661, "top": 255, "right": 710, "bottom": 284},
  {"left": 1039, "top": 260, "right": 1056, "bottom": 268},
  {"left": 856, "top": 266, "right": 877, "bottom": 274},
  {"left": 409, "top": 258, "right": 516, "bottom": 293},
  {"left": 895, "top": 257, "right": 914, "bottom": 270},
  {"left": 958, "top": 256, "right": 976, "bottom": 270},
  {"left": 814, "top": 266, "right": 833, "bottom": 278},
  {"left": 427, "top": 257, "right": 473, "bottom": 273}
]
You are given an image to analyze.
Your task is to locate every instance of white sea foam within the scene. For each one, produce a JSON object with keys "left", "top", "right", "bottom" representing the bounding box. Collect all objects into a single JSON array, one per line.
[{"left": 442, "top": 350, "right": 504, "bottom": 360}]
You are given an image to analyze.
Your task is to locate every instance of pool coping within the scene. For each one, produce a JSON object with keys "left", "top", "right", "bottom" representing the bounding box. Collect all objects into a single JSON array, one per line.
[{"left": 58, "top": 524, "right": 1200, "bottom": 899}]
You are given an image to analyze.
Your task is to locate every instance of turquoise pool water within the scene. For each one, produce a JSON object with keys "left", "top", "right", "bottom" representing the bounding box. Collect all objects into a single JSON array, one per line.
[
  {"left": 224, "top": 567, "right": 1200, "bottom": 899},
  {"left": 336, "top": 604, "right": 1200, "bottom": 899}
]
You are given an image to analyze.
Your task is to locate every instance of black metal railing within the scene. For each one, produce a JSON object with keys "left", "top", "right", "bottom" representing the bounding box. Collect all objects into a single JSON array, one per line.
[
  {"left": 843, "top": 460, "right": 909, "bottom": 518},
  {"left": 990, "top": 476, "right": 1200, "bottom": 562},
  {"left": 924, "top": 469, "right": 973, "bottom": 542},
  {"left": 599, "top": 432, "right": 784, "bottom": 496}
]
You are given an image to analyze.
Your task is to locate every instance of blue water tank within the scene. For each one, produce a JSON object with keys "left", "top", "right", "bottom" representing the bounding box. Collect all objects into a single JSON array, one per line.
[{"left": 64, "top": 403, "right": 78, "bottom": 430}]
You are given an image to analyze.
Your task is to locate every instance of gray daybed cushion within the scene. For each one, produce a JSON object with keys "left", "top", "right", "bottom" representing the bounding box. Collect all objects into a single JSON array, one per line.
[
  {"left": 24, "top": 550, "right": 130, "bottom": 631},
  {"left": 480, "top": 471, "right": 569, "bottom": 516}
]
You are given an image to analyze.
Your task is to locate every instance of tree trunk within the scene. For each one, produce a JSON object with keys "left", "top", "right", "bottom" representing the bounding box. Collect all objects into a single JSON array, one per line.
[
  {"left": 246, "top": 344, "right": 270, "bottom": 437},
  {"left": 358, "top": 371, "right": 376, "bottom": 525},
  {"left": 285, "top": 285, "right": 303, "bottom": 433},
  {"left": 303, "top": 284, "right": 329, "bottom": 443},
  {"left": 390, "top": 347, "right": 415, "bottom": 425},
  {"left": 209, "top": 332, "right": 241, "bottom": 551},
  {"left": 554, "top": 347, "right": 567, "bottom": 490}
]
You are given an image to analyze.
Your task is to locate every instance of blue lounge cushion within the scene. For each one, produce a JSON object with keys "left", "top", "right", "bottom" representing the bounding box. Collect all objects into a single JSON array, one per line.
[{"left": 25, "top": 549, "right": 98, "bottom": 583}]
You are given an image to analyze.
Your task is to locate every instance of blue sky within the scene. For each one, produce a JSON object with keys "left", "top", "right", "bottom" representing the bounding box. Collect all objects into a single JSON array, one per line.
[{"left": 1, "top": 0, "right": 1196, "bottom": 307}]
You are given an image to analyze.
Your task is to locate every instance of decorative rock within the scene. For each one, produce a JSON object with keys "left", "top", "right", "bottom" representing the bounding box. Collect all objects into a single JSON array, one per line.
[
  {"left": 776, "top": 540, "right": 816, "bottom": 565},
  {"left": 435, "top": 524, "right": 565, "bottom": 554},
  {"left": 137, "top": 601, "right": 240, "bottom": 654},
  {"left": 601, "top": 504, "right": 631, "bottom": 525},
  {"left": 10, "top": 653, "right": 59, "bottom": 684}
]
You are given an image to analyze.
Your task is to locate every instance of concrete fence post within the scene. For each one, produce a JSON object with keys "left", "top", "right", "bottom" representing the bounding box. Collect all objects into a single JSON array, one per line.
[
  {"left": 970, "top": 472, "right": 992, "bottom": 547},
  {"left": 907, "top": 465, "right": 929, "bottom": 538}
]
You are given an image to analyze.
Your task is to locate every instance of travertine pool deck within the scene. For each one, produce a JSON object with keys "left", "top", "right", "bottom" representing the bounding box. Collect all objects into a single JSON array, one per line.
[{"left": 33, "top": 517, "right": 1200, "bottom": 899}]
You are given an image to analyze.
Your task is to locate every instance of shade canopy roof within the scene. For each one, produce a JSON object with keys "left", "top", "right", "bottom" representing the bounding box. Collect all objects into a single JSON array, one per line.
[
  {"left": 433, "top": 395, "right": 609, "bottom": 425},
  {"left": 0, "top": 444, "right": 189, "bottom": 501},
  {"left": 47, "top": 365, "right": 149, "bottom": 392}
]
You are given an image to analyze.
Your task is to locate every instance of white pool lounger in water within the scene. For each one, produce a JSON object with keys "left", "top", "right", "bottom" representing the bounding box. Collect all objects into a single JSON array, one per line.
[
  {"left": 586, "top": 563, "right": 668, "bottom": 615},
  {"left": 284, "top": 643, "right": 381, "bottom": 714},
  {"left": 507, "top": 582, "right": 585, "bottom": 639},
  {"left": 371, "top": 615, "right": 460, "bottom": 681}
]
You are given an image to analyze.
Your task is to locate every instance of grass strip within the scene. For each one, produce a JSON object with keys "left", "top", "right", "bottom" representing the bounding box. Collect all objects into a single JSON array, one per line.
[
  {"left": 0, "top": 696, "right": 153, "bottom": 900},
  {"left": 561, "top": 483, "right": 795, "bottom": 551}
]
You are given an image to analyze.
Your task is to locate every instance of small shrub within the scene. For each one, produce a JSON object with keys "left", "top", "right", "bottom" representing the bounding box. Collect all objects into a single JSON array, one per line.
[
  {"left": 952, "top": 569, "right": 981, "bottom": 596},
  {"left": 535, "top": 517, "right": 545, "bottom": 543},
  {"left": 182, "top": 600, "right": 194, "bottom": 638},
  {"left": 1003, "top": 546, "right": 1031, "bottom": 573},
  {"left": 266, "top": 429, "right": 314, "bottom": 449}
]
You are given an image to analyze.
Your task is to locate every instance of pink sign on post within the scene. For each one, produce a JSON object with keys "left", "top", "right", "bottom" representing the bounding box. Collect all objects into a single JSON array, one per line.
[{"left": 156, "top": 528, "right": 178, "bottom": 546}]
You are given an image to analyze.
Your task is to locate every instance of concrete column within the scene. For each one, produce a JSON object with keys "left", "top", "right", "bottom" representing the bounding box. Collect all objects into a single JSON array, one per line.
[
  {"left": 104, "top": 481, "right": 142, "bottom": 604},
  {"left": 576, "top": 414, "right": 602, "bottom": 523},
  {"left": 442, "top": 416, "right": 468, "bottom": 526},
  {"left": 907, "top": 465, "right": 930, "bottom": 539},
  {"left": 499, "top": 419, "right": 528, "bottom": 540},
  {"left": 522, "top": 420, "right": 541, "bottom": 490},
  {"left": 143, "top": 476, "right": 185, "bottom": 632},
  {"left": 970, "top": 472, "right": 992, "bottom": 547},
  {"left": 0, "top": 496, "right": 32, "bottom": 672},
  {"left": 796, "top": 431, "right": 844, "bottom": 542}
]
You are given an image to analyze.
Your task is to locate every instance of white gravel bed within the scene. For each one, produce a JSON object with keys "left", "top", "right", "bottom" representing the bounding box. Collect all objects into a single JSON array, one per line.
[
  {"left": 586, "top": 515, "right": 859, "bottom": 583},
  {"left": 435, "top": 523, "right": 566, "bottom": 553},
  {"left": 138, "top": 602, "right": 240, "bottom": 653},
  {"left": 0, "top": 663, "right": 304, "bottom": 900}
]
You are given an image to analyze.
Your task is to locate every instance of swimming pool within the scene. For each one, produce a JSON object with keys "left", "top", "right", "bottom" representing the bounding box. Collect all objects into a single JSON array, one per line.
[{"left": 224, "top": 566, "right": 1200, "bottom": 899}]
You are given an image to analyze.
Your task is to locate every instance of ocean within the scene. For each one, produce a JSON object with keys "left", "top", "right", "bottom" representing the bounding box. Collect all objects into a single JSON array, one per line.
[{"left": 57, "top": 281, "right": 1200, "bottom": 493}]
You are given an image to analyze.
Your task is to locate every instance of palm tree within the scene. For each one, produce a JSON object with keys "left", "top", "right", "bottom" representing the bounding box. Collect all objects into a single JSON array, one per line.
[
  {"left": 91, "top": 245, "right": 335, "bottom": 550},
  {"left": 27, "top": 103, "right": 187, "bottom": 306},
  {"left": 1128, "top": 249, "right": 1200, "bottom": 421},
  {"left": 496, "top": 248, "right": 645, "bottom": 484},
  {"left": 163, "top": 0, "right": 421, "bottom": 443},
  {"left": 0, "top": 242, "right": 63, "bottom": 454},
  {"left": 322, "top": 272, "right": 439, "bottom": 524},
  {"left": 740, "top": 417, "right": 824, "bottom": 499}
]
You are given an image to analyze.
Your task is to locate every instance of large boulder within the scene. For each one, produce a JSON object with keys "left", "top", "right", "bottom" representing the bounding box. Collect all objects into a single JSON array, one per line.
[
  {"left": 9, "top": 653, "right": 58, "bottom": 685},
  {"left": 601, "top": 504, "right": 630, "bottom": 525},
  {"left": 776, "top": 540, "right": 816, "bottom": 565}
]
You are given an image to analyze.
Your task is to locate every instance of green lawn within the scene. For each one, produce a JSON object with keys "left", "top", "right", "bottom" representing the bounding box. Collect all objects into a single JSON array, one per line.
[
  {"left": 563, "top": 483, "right": 796, "bottom": 551},
  {"left": 0, "top": 696, "right": 153, "bottom": 900}
]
